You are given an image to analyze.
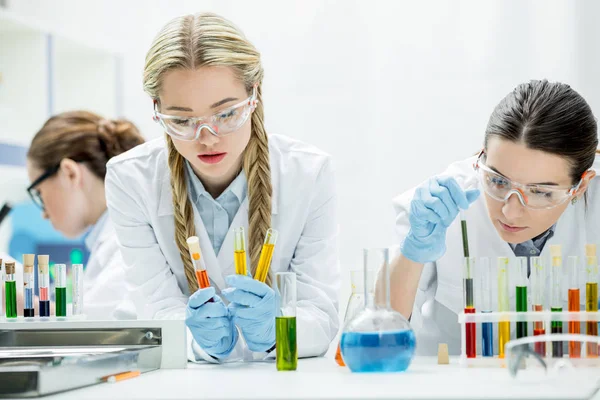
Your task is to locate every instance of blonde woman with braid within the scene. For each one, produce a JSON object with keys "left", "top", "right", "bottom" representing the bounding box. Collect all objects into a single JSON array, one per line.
[{"left": 105, "top": 13, "right": 340, "bottom": 363}]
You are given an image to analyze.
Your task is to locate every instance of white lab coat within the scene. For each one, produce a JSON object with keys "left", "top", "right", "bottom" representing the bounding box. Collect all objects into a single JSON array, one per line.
[
  {"left": 393, "top": 154, "right": 600, "bottom": 356},
  {"left": 82, "top": 213, "right": 135, "bottom": 320},
  {"left": 105, "top": 134, "right": 340, "bottom": 363}
]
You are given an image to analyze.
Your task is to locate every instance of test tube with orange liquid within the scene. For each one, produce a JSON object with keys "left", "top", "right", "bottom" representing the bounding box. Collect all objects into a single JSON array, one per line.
[{"left": 187, "top": 236, "right": 210, "bottom": 289}]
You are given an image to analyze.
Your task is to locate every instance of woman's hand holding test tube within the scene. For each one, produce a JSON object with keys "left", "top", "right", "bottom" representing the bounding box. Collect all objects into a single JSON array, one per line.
[
  {"left": 222, "top": 275, "right": 277, "bottom": 352},
  {"left": 402, "top": 176, "right": 480, "bottom": 263},
  {"left": 185, "top": 287, "right": 239, "bottom": 358}
]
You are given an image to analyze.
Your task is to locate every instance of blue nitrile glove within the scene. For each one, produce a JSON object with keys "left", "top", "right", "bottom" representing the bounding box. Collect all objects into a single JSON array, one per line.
[
  {"left": 185, "top": 287, "right": 238, "bottom": 358},
  {"left": 221, "top": 275, "right": 277, "bottom": 353},
  {"left": 401, "top": 176, "right": 480, "bottom": 264}
]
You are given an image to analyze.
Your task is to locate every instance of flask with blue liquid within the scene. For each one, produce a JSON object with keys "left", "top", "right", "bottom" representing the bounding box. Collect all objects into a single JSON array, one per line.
[{"left": 340, "top": 247, "right": 416, "bottom": 372}]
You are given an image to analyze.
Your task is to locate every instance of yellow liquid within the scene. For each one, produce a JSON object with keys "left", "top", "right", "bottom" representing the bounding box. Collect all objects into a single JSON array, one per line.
[
  {"left": 586, "top": 282, "right": 598, "bottom": 357},
  {"left": 498, "top": 321, "right": 510, "bottom": 358},
  {"left": 234, "top": 250, "right": 247, "bottom": 276},
  {"left": 255, "top": 243, "right": 275, "bottom": 283}
]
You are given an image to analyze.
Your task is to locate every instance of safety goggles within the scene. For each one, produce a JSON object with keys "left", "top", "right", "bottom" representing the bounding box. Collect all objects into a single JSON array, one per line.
[
  {"left": 473, "top": 151, "right": 589, "bottom": 210},
  {"left": 506, "top": 334, "right": 600, "bottom": 384},
  {"left": 152, "top": 86, "right": 258, "bottom": 141}
]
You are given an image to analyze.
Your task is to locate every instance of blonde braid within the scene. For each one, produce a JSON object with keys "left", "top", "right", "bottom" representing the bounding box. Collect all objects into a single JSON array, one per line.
[
  {"left": 243, "top": 87, "right": 273, "bottom": 286},
  {"left": 166, "top": 137, "right": 198, "bottom": 294}
]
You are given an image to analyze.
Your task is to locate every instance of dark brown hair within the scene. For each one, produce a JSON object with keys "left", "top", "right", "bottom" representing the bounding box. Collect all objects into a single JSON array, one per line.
[
  {"left": 485, "top": 80, "right": 598, "bottom": 185},
  {"left": 28, "top": 110, "right": 144, "bottom": 179}
]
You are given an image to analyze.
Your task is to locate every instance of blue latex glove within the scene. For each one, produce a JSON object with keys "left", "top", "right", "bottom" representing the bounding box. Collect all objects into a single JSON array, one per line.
[
  {"left": 221, "top": 275, "right": 277, "bottom": 353},
  {"left": 185, "top": 287, "right": 238, "bottom": 359},
  {"left": 401, "top": 176, "right": 480, "bottom": 263}
]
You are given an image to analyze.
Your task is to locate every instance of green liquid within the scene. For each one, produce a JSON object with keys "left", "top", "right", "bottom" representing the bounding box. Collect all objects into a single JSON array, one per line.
[
  {"left": 516, "top": 286, "right": 528, "bottom": 338},
  {"left": 56, "top": 287, "right": 67, "bottom": 317},
  {"left": 551, "top": 307, "right": 563, "bottom": 330},
  {"left": 5, "top": 281, "right": 17, "bottom": 318},
  {"left": 276, "top": 316, "right": 297, "bottom": 371}
]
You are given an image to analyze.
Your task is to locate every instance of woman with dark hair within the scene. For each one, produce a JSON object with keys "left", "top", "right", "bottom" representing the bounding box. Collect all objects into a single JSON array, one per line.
[
  {"left": 26, "top": 111, "right": 144, "bottom": 319},
  {"left": 387, "top": 80, "right": 599, "bottom": 355}
]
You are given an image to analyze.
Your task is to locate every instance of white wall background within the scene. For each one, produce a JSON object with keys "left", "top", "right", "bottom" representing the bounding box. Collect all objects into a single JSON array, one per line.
[{"left": 5, "top": 0, "right": 600, "bottom": 316}]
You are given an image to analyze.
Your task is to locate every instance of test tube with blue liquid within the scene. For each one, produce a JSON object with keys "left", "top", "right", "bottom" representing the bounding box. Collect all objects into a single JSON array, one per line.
[{"left": 480, "top": 257, "right": 493, "bottom": 357}]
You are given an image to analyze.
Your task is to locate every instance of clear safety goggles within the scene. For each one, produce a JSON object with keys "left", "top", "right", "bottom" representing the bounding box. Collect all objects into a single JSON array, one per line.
[
  {"left": 153, "top": 86, "right": 258, "bottom": 141},
  {"left": 473, "top": 151, "right": 591, "bottom": 210},
  {"left": 506, "top": 334, "right": 600, "bottom": 384}
]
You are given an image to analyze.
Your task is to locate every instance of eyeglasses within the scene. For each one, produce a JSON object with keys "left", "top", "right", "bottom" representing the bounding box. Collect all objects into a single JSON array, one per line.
[
  {"left": 506, "top": 334, "right": 600, "bottom": 383},
  {"left": 152, "top": 86, "right": 258, "bottom": 141},
  {"left": 26, "top": 165, "right": 60, "bottom": 211},
  {"left": 473, "top": 151, "right": 590, "bottom": 210}
]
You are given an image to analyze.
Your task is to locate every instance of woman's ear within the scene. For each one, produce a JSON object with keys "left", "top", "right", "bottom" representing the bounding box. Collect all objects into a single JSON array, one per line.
[
  {"left": 59, "top": 158, "right": 83, "bottom": 188},
  {"left": 575, "top": 170, "right": 596, "bottom": 198}
]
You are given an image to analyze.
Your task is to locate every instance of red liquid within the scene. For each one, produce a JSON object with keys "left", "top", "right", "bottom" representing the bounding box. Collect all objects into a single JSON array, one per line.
[
  {"left": 568, "top": 289, "right": 581, "bottom": 357},
  {"left": 335, "top": 342, "right": 345, "bottom": 366},
  {"left": 465, "top": 307, "right": 476, "bottom": 358},
  {"left": 39, "top": 287, "right": 49, "bottom": 301},
  {"left": 534, "top": 328, "right": 546, "bottom": 356}
]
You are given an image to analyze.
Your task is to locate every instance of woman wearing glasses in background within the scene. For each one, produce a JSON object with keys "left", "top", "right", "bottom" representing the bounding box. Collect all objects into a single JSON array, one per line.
[
  {"left": 389, "top": 80, "right": 599, "bottom": 356},
  {"left": 26, "top": 111, "right": 144, "bottom": 319},
  {"left": 104, "top": 13, "right": 340, "bottom": 363}
]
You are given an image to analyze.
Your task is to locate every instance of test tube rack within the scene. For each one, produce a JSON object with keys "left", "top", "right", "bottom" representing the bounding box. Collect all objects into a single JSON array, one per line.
[
  {"left": 0, "top": 314, "right": 87, "bottom": 323},
  {"left": 458, "top": 310, "right": 600, "bottom": 367}
]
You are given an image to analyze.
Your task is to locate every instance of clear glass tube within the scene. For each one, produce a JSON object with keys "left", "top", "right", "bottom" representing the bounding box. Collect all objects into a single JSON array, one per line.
[
  {"left": 255, "top": 228, "right": 279, "bottom": 283},
  {"left": 276, "top": 272, "right": 297, "bottom": 371},
  {"left": 463, "top": 256, "right": 475, "bottom": 309},
  {"left": 55, "top": 264, "right": 67, "bottom": 317},
  {"left": 5, "top": 261, "right": 16, "bottom": 318},
  {"left": 585, "top": 244, "right": 598, "bottom": 357},
  {"left": 497, "top": 257, "right": 510, "bottom": 358},
  {"left": 368, "top": 248, "right": 389, "bottom": 310},
  {"left": 187, "top": 236, "right": 210, "bottom": 289},
  {"left": 37, "top": 255, "right": 50, "bottom": 317},
  {"left": 23, "top": 254, "right": 35, "bottom": 317},
  {"left": 480, "top": 257, "right": 493, "bottom": 357},
  {"left": 515, "top": 257, "right": 528, "bottom": 339},
  {"left": 72, "top": 264, "right": 84, "bottom": 316},
  {"left": 234, "top": 227, "right": 247, "bottom": 276},
  {"left": 531, "top": 256, "right": 546, "bottom": 356},
  {"left": 550, "top": 245, "right": 563, "bottom": 358}
]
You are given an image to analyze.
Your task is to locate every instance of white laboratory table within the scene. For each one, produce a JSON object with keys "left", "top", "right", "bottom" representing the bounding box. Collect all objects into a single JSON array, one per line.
[{"left": 46, "top": 356, "right": 600, "bottom": 400}]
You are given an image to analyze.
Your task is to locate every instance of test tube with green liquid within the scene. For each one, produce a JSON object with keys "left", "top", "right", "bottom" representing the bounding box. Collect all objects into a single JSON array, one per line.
[
  {"left": 55, "top": 264, "right": 67, "bottom": 317},
  {"left": 276, "top": 272, "right": 297, "bottom": 371},
  {"left": 5, "top": 261, "right": 16, "bottom": 319},
  {"left": 515, "top": 257, "right": 528, "bottom": 338}
]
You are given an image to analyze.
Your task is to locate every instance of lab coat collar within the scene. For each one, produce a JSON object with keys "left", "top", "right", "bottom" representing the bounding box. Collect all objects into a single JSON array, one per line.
[
  {"left": 158, "top": 150, "right": 280, "bottom": 217},
  {"left": 84, "top": 211, "right": 111, "bottom": 252}
]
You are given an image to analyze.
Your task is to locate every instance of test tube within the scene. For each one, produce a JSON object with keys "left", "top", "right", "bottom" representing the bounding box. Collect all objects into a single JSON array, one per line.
[
  {"left": 585, "top": 244, "right": 598, "bottom": 357},
  {"left": 72, "top": 264, "right": 84, "bottom": 316},
  {"left": 0, "top": 259, "right": 4, "bottom": 318},
  {"left": 4, "top": 261, "right": 16, "bottom": 319},
  {"left": 38, "top": 255, "right": 50, "bottom": 317},
  {"left": 234, "top": 227, "right": 248, "bottom": 276},
  {"left": 515, "top": 257, "right": 528, "bottom": 339},
  {"left": 23, "top": 254, "right": 35, "bottom": 317},
  {"left": 276, "top": 272, "right": 297, "bottom": 371},
  {"left": 550, "top": 245, "right": 563, "bottom": 358},
  {"left": 531, "top": 257, "right": 546, "bottom": 356},
  {"left": 463, "top": 256, "right": 476, "bottom": 358},
  {"left": 55, "top": 264, "right": 67, "bottom": 317},
  {"left": 567, "top": 256, "right": 581, "bottom": 358},
  {"left": 254, "top": 229, "right": 279, "bottom": 283},
  {"left": 497, "top": 257, "right": 510, "bottom": 358},
  {"left": 480, "top": 257, "right": 493, "bottom": 357},
  {"left": 187, "top": 236, "right": 210, "bottom": 289},
  {"left": 460, "top": 210, "right": 469, "bottom": 258}
]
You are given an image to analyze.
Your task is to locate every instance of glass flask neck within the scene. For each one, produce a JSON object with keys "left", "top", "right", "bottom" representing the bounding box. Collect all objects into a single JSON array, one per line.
[{"left": 364, "top": 248, "right": 390, "bottom": 310}]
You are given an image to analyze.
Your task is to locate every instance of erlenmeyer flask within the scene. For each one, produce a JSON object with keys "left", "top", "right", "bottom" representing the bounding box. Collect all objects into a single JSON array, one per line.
[
  {"left": 335, "top": 269, "right": 374, "bottom": 366},
  {"left": 340, "top": 247, "right": 416, "bottom": 372}
]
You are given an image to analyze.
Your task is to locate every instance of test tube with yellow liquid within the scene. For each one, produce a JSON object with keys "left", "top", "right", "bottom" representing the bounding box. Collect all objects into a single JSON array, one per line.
[
  {"left": 586, "top": 244, "right": 598, "bottom": 357},
  {"left": 254, "top": 229, "right": 279, "bottom": 283},
  {"left": 234, "top": 227, "right": 248, "bottom": 276},
  {"left": 497, "top": 257, "right": 510, "bottom": 358},
  {"left": 550, "top": 245, "right": 563, "bottom": 358}
]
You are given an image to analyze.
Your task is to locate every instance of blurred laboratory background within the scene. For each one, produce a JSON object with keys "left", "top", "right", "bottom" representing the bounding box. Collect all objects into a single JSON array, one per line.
[{"left": 1, "top": 0, "right": 600, "bottom": 305}]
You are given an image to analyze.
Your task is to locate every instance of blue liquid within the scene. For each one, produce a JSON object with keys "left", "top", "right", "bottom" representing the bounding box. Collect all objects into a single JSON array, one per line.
[
  {"left": 24, "top": 288, "right": 33, "bottom": 309},
  {"left": 482, "top": 322, "right": 494, "bottom": 357},
  {"left": 340, "top": 330, "right": 416, "bottom": 373}
]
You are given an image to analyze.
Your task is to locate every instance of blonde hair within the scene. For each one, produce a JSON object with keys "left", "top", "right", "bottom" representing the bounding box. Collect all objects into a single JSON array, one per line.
[{"left": 143, "top": 13, "right": 272, "bottom": 293}]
